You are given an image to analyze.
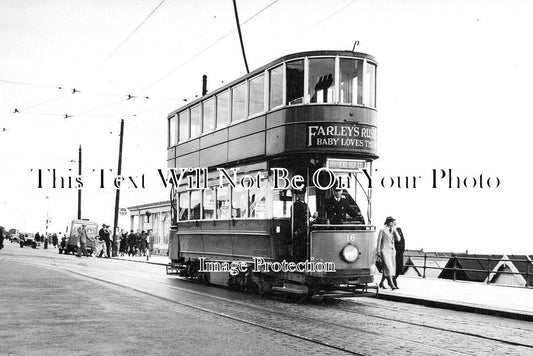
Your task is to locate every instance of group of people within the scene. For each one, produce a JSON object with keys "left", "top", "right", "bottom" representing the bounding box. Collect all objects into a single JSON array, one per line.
[
  {"left": 75, "top": 225, "right": 153, "bottom": 258},
  {"left": 119, "top": 229, "right": 152, "bottom": 257}
]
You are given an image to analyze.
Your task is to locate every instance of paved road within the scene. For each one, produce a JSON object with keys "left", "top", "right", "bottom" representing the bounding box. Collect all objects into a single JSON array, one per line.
[{"left": 1, "top": 243, "right": 532, "bottom": 355}]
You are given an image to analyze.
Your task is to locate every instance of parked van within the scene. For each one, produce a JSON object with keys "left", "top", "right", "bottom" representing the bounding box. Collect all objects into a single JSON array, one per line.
[{"left": 59, "top": 219, "right": 98, "bottom": 255}]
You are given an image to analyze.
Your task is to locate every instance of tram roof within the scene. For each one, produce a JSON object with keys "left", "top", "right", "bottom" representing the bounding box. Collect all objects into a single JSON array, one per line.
[{"left": 168, "top": 50, "right": 377, "bottom": 118}]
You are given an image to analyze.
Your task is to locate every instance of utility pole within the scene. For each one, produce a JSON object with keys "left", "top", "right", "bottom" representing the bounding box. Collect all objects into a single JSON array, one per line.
[
  {"left": 112, "top": 119, "right": 124, "bottom": 257},
  {"left": 77, "top": 145, "right": 82, "bottom": 219}
]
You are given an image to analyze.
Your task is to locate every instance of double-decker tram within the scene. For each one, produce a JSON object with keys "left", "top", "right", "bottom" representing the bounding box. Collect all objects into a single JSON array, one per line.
[{"left": 166, "top": 50, "right": 379, "bottom": 297}]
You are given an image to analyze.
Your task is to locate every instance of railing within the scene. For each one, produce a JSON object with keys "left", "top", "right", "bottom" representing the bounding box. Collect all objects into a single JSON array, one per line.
[{"left": 405, "top": 253, "right": 532, "bottom": 288}]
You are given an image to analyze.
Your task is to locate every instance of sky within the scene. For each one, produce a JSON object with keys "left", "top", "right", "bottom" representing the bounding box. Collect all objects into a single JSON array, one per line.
[{"left": 1, "top": 0, "right": 532, "bottom": 254}]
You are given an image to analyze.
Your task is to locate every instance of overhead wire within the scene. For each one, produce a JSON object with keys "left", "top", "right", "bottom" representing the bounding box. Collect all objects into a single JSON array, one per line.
[
  {"left": 296, "top": 0, "right": 358, "bottom": 38},
  {"left": 3, "top": 1, "right": 279, "bottom": 120},
  {"left": 102, "top": 0, "right": 168, "bottom": 65},
  {"left": 135, "top": 0, "right": 280, "bottom": 95}
]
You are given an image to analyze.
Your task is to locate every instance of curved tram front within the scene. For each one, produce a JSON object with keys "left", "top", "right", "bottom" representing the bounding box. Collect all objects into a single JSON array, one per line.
[{"left": 165, "top": 50, "right": 379, "bottom": 297}]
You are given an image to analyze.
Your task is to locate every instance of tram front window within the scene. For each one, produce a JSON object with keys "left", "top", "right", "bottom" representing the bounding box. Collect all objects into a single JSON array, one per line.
[
  {"left": 308, "top": 58, "right": 335, "bottom": 103},
  {"left": 286, "top": 60, "right": 304, "bottom": 105},
  {"left": 340, "top": 58, "right": 363, "bottom": 105},
  {"left": 316, "top": 171, "right": 369, "bottom": 225}
]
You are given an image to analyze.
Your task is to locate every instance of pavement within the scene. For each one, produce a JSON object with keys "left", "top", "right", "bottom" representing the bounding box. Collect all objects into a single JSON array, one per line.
[
  {"left": 110, "top": 253, "right": 533, "bottom": 321},
  {"left": 373, "top": 275, "right": 533, "bottom": 321}
]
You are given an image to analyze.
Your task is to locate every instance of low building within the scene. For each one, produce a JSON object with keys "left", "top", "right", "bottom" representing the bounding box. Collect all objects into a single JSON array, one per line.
[
  {"left": 439, "top": 254, "right": 503, "bottom": 282},
  {"left": 487, "top": 255, "right": 533, "bottom": 287},
  {"left": 127, "top": 201, "right": 171, "bottom": 256},
  {"left": 402, "top": 250, "right": 452, "bottom": 278}
]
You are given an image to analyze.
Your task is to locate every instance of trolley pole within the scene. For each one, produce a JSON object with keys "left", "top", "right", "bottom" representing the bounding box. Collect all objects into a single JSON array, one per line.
[
  {"left": 77, "top": 145, "right": 82, "bottom": 219},
  {"left": 202, "top": 75, "right": 208, "bottom": 96},
  {"left": 112, "top": 119, "right": 124, "bottom": 257}
]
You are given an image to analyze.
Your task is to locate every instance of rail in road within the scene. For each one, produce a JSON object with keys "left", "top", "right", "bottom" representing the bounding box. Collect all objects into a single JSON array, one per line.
[{"left": 2, "top": 247, "right": 533, "bottom": 355}]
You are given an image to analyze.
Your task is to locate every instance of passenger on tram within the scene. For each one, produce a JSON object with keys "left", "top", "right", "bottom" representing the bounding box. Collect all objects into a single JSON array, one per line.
[{"left": 324, "top": 187, "right": 364, "bottom": 224}]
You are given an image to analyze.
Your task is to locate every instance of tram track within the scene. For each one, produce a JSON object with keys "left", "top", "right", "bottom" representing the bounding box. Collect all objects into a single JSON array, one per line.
[{"left": 9, "top": 255, "right": 531, "bottom": 355}]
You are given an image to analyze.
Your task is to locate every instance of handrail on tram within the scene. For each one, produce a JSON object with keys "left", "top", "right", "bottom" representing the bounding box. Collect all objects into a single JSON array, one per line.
[{"left": 311, "top": 224, "right": 376, "bottom": 230}]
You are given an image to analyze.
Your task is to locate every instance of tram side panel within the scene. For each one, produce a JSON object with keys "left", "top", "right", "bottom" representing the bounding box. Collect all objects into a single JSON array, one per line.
[{"left": 169, "top": 219, "right": 292, "bottom": 264}]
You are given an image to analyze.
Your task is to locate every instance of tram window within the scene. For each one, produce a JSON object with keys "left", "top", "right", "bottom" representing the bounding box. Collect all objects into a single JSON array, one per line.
[
  {"left": 203, "top": 189, "right": 215, "bottom": 219},
  {"left": 216, "top": 90, "right": 230, "bottom": 128},
  {"left": 272, "top": 190, "right": 292, "bottom": 218},
  {"left": 248, "top": 74, "right": 265, "bottom": 116},
  {"left": 178, "top": 110, "right": 190, "bottom": 142},
  {"left": 249, "top": 185, "right": 267, "bottom": 219},
  {"left": 168, "top": 115, "right": 177, "bottom": 146},
  {"left": 308, "top": 58, "right": 335, "bottom": 103},
  {"left": 203, "top": 97, "right": 215, "bottom": 133},
  {"left": 178, "top": 191, "right": 189, "bottom": 221},
  {"left": 216, "top": 186, "right": 230, "bottom": 219},
  {"left": 232, "top": 189, "right": 248, "bottom": 218},
  {"left": 364, "top": 62, "right": 377, "bottom": 108},
  {"left": 286, "top": 60, "right": 304, "bottom": 105},
  {"left": 269, "top": 65, "right": 283, "bottom": 109},
  {"left": 232, "top": 83, "right": 246, "bottom": 122},
  {"left": 340, "top": 58, "right": 363, "bottom": 105},
  {"left": 190, "top": 105, "right": 201, "bottom": 138},
  {"left": 190, "top": 190, "right": 201, "bottom": 220}
]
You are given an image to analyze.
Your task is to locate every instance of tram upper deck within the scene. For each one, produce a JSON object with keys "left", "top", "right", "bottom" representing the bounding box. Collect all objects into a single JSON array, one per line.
[{"left": 167, "top": 50, "right": 378, "bottom": 169}]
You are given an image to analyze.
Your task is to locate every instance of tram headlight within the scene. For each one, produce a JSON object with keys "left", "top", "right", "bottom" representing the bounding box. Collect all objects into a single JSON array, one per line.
[{"left": 340, "top": 244, "right": 359, "bottom": 263}]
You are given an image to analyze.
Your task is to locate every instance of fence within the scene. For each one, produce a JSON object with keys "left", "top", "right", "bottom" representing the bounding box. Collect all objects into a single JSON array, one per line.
[{"left": 406, "top": 254, "right": 532, "bottom": 288}]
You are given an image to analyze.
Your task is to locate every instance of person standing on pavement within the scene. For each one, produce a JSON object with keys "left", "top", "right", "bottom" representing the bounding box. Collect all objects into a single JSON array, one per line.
[
  {"left": 127, "top": 230, "right": 136, "bottom": 257},
  {"left": 140, "top": 230, "right": 147, "bottom": 256},
  {"left": 76, "top": 225, "right": 90, "bottom": 257},
  {"left": 135, "top": 229, "right": 141, "bottom": 256},
  {"left": 376, "top": 216, "right": 398, "bottom": 290},
  {"left": 98, "top": 224, "right": 108, "bottom": 258},
  {"left": 0, "top": 226, "right": 5, "bottom": 250},
  {"left": 119, "top": 230, "right": 127, "bottom": 256},
  {"left": 393, "top": 226, "right": 406, "bottom": 288}
]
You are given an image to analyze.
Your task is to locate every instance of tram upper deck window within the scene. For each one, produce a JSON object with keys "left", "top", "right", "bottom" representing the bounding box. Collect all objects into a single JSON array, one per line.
[
  {"left": 308, "top": 58, "right": 335, "bottom": 103},
  {"left": 178, "top": 110, "right": 190, "bottom": 142},
  {"left": 178, "top": 191, "right": 189, "bottom": 221},
  {"left": 364, "top": 62, "right": 377, "bottom": 108},
  {"left": 232, "top": 83, "right": 246, "bottom": 122},
  {"left": 286, "top": 60, "right": 304, "bottom": 105},
  {"left": 190, "top": 105, "right": 201, "bottom": 138},
  {"left": 248, "top": 74, "right": 265, "bottom": 116},
  {"left": 203, "top": 98, "right": 215, "bottom": 133},
  {"left": 340, "top": 58, "right": 363, "bottom": 105},
  {"left": 216, "top": 90, "right": 230, "bottom": 128},
  {"left": 168, "top": 115, "right": 177, "bottom": 147},
  {"left": 269, "top": 65, "right": 283, "bottom": 109}
]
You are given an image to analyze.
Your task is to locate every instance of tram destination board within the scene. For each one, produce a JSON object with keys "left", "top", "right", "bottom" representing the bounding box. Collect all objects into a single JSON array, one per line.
[{"left": 307, "top": 122, "right": 377, "bottom": 152}]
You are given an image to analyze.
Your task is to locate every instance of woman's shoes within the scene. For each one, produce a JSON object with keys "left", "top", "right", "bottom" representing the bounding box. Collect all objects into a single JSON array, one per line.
[{"left": 379, "top": 282, "right": 387, "bottom": 289}]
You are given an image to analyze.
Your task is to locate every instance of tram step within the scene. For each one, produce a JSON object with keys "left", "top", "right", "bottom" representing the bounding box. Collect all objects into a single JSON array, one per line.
[{"left": 272, "top": 283, "right": 309, "bottom": 295}]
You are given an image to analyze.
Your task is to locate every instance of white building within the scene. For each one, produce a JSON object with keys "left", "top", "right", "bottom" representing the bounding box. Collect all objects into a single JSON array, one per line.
[{"left": 127, "top": 201, "right": 171, "bottom": 255}]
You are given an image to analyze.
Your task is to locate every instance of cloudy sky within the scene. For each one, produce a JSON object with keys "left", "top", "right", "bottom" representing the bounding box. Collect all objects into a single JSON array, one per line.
[{"left": 1, "top": 0, "right": 532, "bottom": 254}]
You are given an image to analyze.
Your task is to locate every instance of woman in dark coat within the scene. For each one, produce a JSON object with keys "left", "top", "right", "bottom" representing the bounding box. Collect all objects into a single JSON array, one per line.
[{"left": 393, "top": 227, "right": 405, "bottom": 287}]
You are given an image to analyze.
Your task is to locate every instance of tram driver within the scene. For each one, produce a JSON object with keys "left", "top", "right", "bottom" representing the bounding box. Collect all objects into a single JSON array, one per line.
[{"left": 324, "top": 187, "right": 365, "bottom": 224}]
